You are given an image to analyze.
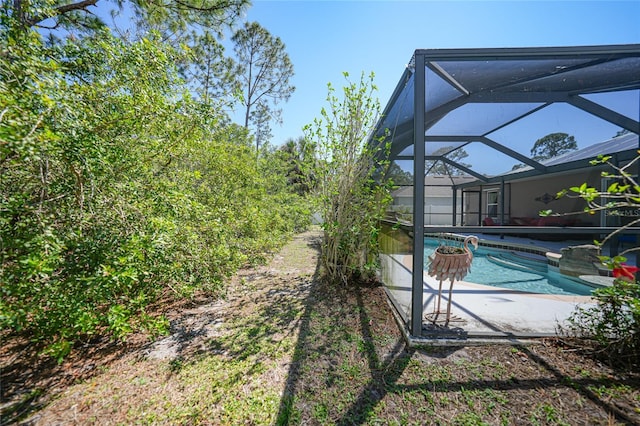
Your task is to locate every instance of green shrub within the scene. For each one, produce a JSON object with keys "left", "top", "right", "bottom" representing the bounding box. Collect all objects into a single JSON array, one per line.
[
  {"left": 551, "top": 153, "right": 640, "bottom": 369},
  {"left": 304, "top": 72, "right": 392, "bottom": 284},
  {"left": 565, "top": 277, "right": 639, "bottom": 369},
  {"left": 0, "top": 21, "right": 308, "bottom": 361}
]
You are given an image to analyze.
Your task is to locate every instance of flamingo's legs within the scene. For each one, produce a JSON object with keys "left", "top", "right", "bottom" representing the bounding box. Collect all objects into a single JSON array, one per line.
[
  {"left": 445, "top": 279, "right": 454, "bottom": 325},
  {"left": 432, "top": 278, "right": 444, "bottom": 323}
]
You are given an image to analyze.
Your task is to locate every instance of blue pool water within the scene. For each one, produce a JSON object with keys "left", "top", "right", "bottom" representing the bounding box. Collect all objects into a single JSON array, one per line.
[{"left": 424, "top": 239, "right": 597, "bottom": 296}]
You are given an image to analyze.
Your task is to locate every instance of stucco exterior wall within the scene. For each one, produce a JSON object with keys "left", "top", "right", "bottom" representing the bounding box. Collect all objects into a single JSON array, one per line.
[
  {"left": 462, "top": 169, "right": 605, "bottom": 227},
  {"left": 509, "top": 171, "right": 601, "bottom": 225}
]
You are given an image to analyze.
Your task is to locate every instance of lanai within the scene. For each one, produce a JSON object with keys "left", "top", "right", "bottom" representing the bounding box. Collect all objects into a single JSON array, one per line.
[{"left": 372, "top": 45, "right": 640, "bottom": 340}]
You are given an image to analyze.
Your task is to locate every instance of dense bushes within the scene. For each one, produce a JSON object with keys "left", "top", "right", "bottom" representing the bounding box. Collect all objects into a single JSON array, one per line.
[{"left": 0, "top": 23, "right": 309, "bottom": 360}]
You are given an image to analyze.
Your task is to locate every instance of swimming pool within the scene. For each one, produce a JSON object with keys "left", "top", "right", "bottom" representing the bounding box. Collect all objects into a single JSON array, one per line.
[{"left": 424, "top": 238, "right": 598, "bottom": 296}]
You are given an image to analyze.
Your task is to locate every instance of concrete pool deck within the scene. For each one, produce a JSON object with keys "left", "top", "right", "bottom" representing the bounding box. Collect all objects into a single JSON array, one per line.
[
  {"left": 386, "top": 274, "right": 595, "bottom": 337},
  {"left": 380, "top": 234, "right": 606, "bottom": 342}
]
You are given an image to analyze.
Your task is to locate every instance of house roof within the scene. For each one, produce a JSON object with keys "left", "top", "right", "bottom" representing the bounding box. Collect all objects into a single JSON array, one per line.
[
  {"left": 541, "top": 132, "right": 638, "bottom": 167},
  {"left": 372, "top": 44, "right": 640, "bottom": 184},
  {"left": 493, "top": 132, "right": 640, "bottom": 180},
  {"left": 453, "top": 132, "right": 639, "bottom": 189}
]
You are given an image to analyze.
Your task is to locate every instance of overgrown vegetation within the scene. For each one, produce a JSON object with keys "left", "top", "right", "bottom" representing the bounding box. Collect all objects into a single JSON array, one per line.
[
  {"left": 547, "top": 153, "right": 640, "bottom": 369},
  {"left": 0, "top": 12, "right": 309, "bottom": 361},
  {"left": 304, "top": 72, "right": 392, "bottom": 284}
]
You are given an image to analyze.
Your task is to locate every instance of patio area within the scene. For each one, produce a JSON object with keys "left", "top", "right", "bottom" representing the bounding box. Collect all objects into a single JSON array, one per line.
[{"left": 380, "top": 233, "right": 610, "bottom": 344}]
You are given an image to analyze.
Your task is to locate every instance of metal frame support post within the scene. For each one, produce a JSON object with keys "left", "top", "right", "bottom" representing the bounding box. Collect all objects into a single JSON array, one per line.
[
  {"left": 411, "top": 53, "right": 426, "bottom": 337},
  {"left": 499, "top": 179, "right": 505, "bottom": 226},
  {"left": 452, "top": 187, "right": 458, "bottom": 226},
  {"left": 478, "top": 190, "right": 483, "bottom": 226},
  {"left": 499, "top": 179, "right": 506, "bottom": 239},
  {"left": 460, "top": 189, "right": 465, "bottom": 226}
]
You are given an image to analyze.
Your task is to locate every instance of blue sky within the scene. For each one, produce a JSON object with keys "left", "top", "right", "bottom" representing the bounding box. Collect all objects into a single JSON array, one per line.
[{"left": 234, "top": 0, "right": 640, "bottom": 154}]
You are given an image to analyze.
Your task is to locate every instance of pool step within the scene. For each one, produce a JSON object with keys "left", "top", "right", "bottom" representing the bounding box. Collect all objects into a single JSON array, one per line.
[
  {"left": 501, "top": 251, "right": 548, "bottom": 270},
  {"left": 486, "top": 253, "right": 547, "bottom": 274},
  {"left": 508, "top": 250, "right": 548, "bottom": 264}
]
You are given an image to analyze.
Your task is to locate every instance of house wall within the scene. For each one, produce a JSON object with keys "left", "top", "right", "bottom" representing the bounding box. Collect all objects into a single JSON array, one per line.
[
  {"left": 424, "top": 196, "right": 459, "bottom": 225},
  {"left": 462, "top": 169, "right": 605, "bottom": 226},
  {"left": 509, "top": 171, "right": 601, "bottom": 225},
  {"left": 462, "top": 187, "right": 513, "bottom": 225},
  {"left": 390, "top": 195, "right": 464, "bottom": 225},
  {"left": 395, "top": 166, "right": 621, "bottom": 227}
]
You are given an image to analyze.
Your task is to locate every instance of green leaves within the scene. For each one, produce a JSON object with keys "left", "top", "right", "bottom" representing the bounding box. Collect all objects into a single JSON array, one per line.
[
  {"left": 555, "top": 150, "right": 640, "bottom": 369},
  {"left": 306, "top": 71, "right": 391, "bottom": 283},
  {"left": 566, "top": 275, "right": 640, "bottom": 369},
  {"left": 589, "top": 154, "right": 611, "bottom": 165},
  {"left": 607, "top": 181, "right": 630, "bottom": 194},
  {"left": 10, "top": 0, "right": 249, "bottom": 37},
  {"left": 569, "top": 182, "right": 598, "bottom": 202},
  {"left": 1, "top": 23, "right": 308, "bottom": 360}
]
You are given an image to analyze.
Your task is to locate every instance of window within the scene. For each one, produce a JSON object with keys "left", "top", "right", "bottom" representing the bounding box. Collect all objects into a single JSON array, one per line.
[{"left": 486, "top": 190, "right": 499, "bottom": 219}]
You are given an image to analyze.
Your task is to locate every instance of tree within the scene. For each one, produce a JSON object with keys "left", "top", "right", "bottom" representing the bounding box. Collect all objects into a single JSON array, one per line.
[
  {"left": 277, "top": 136, "right": 317, "bottom": 196},
  {"left": 0, "top": 21, "right": 309, "bottom": 361},
  {"left": 530, "top": 132, "right": 577, "bottom": 162},
  {"left": 232, "top": 21, "right": 295, "bottom": 152},
  {"left": 10, "top": 0, "right": 249, "bottom": 34},
  {"left": 178, "top": 30, "right": 240, "bottom": 108},
  {"left": 614, "top": 129, "right": 630, "bottom": 138},
  {"left": 304, "top": 71, "right": 392, "bottom": 284},
  {"left": 386, "top": 162, "right": 413, "bottom": 186},
  {"left": 511, "top": 163, "right": 527, "bottom": 171},
  {"left": 251, "top": 100, "right": 274, "bottom": 151},
  {"left": 0, "top": 26, "right": 195, "bottom": 359},
  {"left": 426, "top": 146, "right": 471, "bottom": 176}
]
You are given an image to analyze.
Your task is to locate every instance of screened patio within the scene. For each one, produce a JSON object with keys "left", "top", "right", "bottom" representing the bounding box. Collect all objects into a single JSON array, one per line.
[{"left": 373, "top": 44, "right": 640, "bottom": 341}]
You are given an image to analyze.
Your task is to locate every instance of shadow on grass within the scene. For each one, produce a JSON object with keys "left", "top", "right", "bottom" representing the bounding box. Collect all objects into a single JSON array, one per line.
[
  {"left": 519, "top": 345, "right": 640, "bottom": 425},
  {"left": 275, "top": 237, "right": 640, "bottom": 425},
  {"left": 274, "top": 240, "right": 415, "bottom": 425},
  {"left": 5, "top": 231, "right": 637, "bottom": 425},
  {"left": 0, "top": 335, "right": 133, "bottom": 426},
  {"left": 331, "top": 286, "right": 413, "bottom": 425}
]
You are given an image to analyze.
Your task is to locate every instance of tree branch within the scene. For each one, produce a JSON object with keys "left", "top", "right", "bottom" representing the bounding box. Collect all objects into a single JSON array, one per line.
[
  {"left": 25, "top": 0, "right": 99, "bottom": 28},
  {"left": 173, "top": 0, "right": 235, "bottom": 13}
]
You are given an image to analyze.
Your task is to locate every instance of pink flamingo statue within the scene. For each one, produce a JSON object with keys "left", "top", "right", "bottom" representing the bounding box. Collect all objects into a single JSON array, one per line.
[{"left": 427, "top": 235, "right": 478, "bottom": 325}]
